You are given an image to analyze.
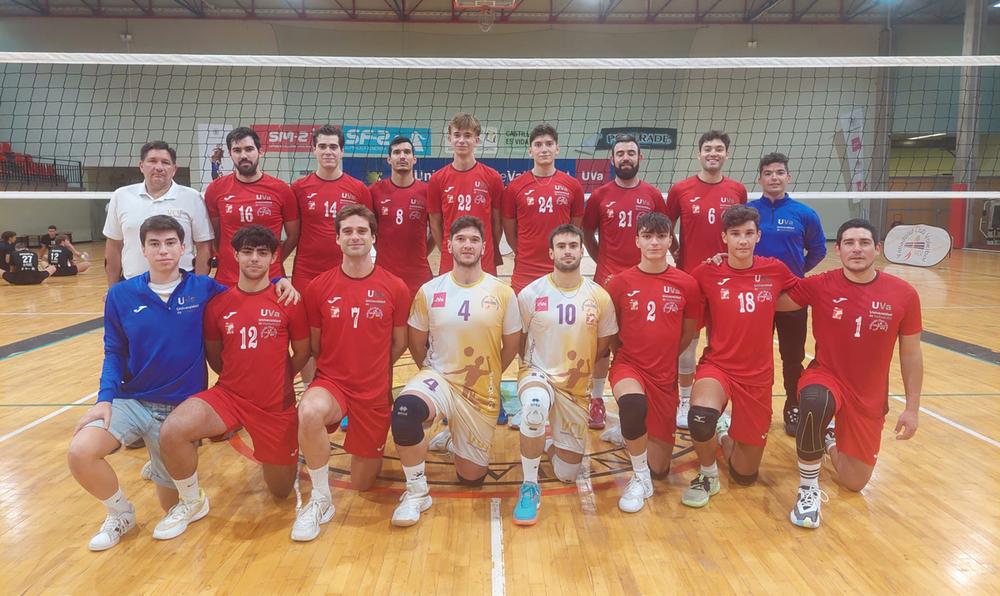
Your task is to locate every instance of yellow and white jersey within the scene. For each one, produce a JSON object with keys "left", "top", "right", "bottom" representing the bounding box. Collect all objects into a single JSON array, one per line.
[
  {"left": 409, "top": 272, "right": 521, "bottom": 413},
  {"left": 517, "top": 274, "right": 618, "bottom": 399}
]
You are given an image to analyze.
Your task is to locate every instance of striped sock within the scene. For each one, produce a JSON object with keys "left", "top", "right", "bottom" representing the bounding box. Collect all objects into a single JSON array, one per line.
[{"left": 799, "top": 460, "right": 822, "bottom": 488}]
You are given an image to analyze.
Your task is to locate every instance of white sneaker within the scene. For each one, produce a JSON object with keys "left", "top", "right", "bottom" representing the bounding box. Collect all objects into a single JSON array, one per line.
[
  {"left": 391, "top": 483, "right": 433, "bottom": 527},
  {"left": 790, "top": 485, "right": 829, "bottom": 529},
  {"left": 152, "top": 489, "right": 210, "bottom": 540},
  {"left": 80, "top": 252, "right": 90, "bottom": 261},
  {"left": 290, "top": 497, "right": 334, "bottom": 542},
  {"left": 599, "top": 424, "right": 625, "bottom": 448},
  {"left": 618, "top": 473, "right": 654, "bottom": 513},
  {"left": 428, "top": 428, "right": 453, "bottom": 456},
  {"left": 88, "top": 505, "right": 136, "bottom": 551},
  {"left": 140, "top": 461, "right": 153, "bottom": 481},
  {"left": 676, "top": 396, "right": 690, "bottom": 430}
]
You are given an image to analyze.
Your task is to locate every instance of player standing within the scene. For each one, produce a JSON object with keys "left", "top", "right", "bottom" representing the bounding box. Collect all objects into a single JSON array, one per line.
[
  {"left": 603, "top": 213, "right": 700, "bottom": 512},
  {"left": 427, "top": 112, "right": 505, "bottom": 277},
  {"left": 292, "top": 205, "right": 411, "bottom": 542},
  {"left": 370, "top": 136, "right": 434, "bottom": 298},
  {"left": 511, "top": 223, "right": 617, "bottom": 525},
  {"left": 205, "top": 127, "right": 300, "bottom": 287},
  {"left": 778, "top": 219, "right": 921, "bottom": 528},
  {"left": 152, "top": 225, "right": 310, "bottom": 539},
  {"left": 389, "top": 216, "right": 521, "bottom": 527},
  {"left": 747, "top": 153, "right": 827, "bottom": 436},
  {"left": 665, "top": 131, "right": 748, "bottom": 430},
  {"left": 582, "top": 134, "right": 667, "bottom": 430},
  {"left": 501, "top": 123, "right": 585, "bottom": 294},
  {"left": 682, "top": 205, "right": 798, "bottom": 508}
]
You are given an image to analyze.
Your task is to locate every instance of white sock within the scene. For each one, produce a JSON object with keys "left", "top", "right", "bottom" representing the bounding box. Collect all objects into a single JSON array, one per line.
[
  {"left": 591, "top": 377, "right": 606, "bottom": 401},
  {"left": 630, "top": 451, "right": 649, "bottom": 474},
  {"left": 521, "top": 455, "right": 541, "bottom": 484},
  {"left": 798, "top": 461, "right": 822, "bottom": 488},
  {"left": 101, "top": 488, "right": 132, "bottom": 515},
  {"left": 173, "top": 472, "right": 200, "bottom": 502},
  {"left": 308, "top": 466, "right": 331, "bottom": 501},
  {"left": 402, "top": 463, "right": 427, "bottom": 491},
  {"left": 679, "top": 385, "right": 692, "bottom": 400},
  {"left": 700, "top": 462, "right": 719, "bottom": 477}
]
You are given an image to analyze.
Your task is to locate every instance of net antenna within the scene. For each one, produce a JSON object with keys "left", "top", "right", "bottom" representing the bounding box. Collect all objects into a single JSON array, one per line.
[{"left": 454, "top": 0, "right": 516, "bottom": 33}]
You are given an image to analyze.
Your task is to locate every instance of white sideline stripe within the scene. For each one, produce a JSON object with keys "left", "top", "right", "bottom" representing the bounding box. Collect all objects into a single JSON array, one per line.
[
  {"left": 0, "top": 312, "right": 103, "bottom": 315},
  {"left": 0, "top": 391, "right": 97, "bottom": 444},
  {"left": 5, "top": 190, "right": 1000, "bottom": 201},
  {"left": 773, "top": 339, "right": 1000, "bottom": 450},
  {"left": 2, "top": 53, "right": 1000, "bottom": 70},
  {"left": 922, "top": 306, "right": 1000, "bottom": 310},
  {"left": 490, "top": 498, "right": 506, "bottom": 596}
]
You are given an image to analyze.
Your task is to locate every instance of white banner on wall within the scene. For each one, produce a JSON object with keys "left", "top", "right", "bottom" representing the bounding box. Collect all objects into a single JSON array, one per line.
[
  {"left": 839, "top": 108, "right": 867, "bottom": 196},
  {"left": 196, "top": 123, "right": 232, "bottom": 192}
]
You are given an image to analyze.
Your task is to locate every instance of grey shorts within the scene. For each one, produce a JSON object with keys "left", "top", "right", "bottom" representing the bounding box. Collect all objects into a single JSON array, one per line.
[{"left": 86, "top": 399, "right": 176, "bottom": 488}]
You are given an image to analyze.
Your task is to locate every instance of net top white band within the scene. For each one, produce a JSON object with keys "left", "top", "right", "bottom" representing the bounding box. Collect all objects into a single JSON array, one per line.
[{"left": 2, "top": 53, "right": 999, "bottom": 70}]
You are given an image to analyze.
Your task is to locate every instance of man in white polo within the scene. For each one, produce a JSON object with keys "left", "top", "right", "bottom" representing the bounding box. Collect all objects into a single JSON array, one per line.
[{"left": 104, "top": 141, "right": 214, "bottom": 287}]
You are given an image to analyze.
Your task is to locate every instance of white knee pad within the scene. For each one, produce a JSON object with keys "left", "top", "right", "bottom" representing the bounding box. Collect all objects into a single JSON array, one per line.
[
  {"left": 518, "top": 385, "right": 551, "bottom": 439},
  {"left": 678, "top": 334, "right": 700, "bottom": 376},
  {"left": 551, "top": 453, "right": 582, "bottom": 483}
]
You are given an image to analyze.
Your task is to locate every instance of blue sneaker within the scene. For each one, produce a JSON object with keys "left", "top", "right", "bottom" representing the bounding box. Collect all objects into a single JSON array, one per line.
[
  {"left": 497, "top": 405, "right": 508, "bottom": 425},
  {"left": 340, "top": 416, "right": 348, "bottom": 431},
  {"left": 512, "top": 482, "right": 541, "bottom": 526}
]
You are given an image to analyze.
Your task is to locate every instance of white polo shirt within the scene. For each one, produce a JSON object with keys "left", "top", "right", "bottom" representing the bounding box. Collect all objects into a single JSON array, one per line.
[{"left": 103, "top": 181, "right": 215, "bottom": 279}]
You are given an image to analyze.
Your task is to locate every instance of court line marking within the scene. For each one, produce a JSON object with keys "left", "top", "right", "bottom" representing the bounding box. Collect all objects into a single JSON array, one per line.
[
  {"left": 0, "top": 391, "right": 96, "bottom": 444},
  {"left": 490, "top": 498, "right": 506, "bottom": 596},
  {"left": 778, "top": 340, "right": 1000, "bottom": 450}
]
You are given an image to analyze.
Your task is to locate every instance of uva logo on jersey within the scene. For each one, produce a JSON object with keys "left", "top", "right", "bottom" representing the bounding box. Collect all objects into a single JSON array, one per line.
[
  {"left": 555, "top": 184, "right": 568, "bottom": 192},
  {"left": 432, "top": 292, "right": 447, "bottom": 308},
  {"left": 342, "top": 192, "right": 357, "bottom": 202},
  {"left": 255, "top": 194, "right": 271, "bottom": 201},
  {"left": 257, "top": 206, "right": 272, "bottom": 217},
  {"left": 777, "top": 218, "right": 795, "bottom": 227},
  {"left": 409, "top": 210, "right": 422, "bottom": 220},
  {"left": 260, "top": 308, "right": 280, "bottom": 318},
  {"left": 832, "top": 307, "right": 844, "bottom": 320},
  {"left": 756, "top": 290, "right": 773, "bottom": 302},
  {"left": 261, "top": 326, "right": 278, "bottom": 339},
  {"left": 535, "top": 297, "right": 548, "bottom": 312},
  {"left": 367, "top": 307, "right": 384, "bottom": 319},
  {"left": 872, "top": 301, "right": 892, "bottom": 311},
  {"left": 474, "top": 195, "right": 488, "bottom": 205},
  {"left": 663, "top": 285, "right": 681, "bottom": 295},
  {"left": 556, "top": 196, "right": 569, "bottom": 206},
  {"left": 368, "top": 290, "right": 386, "bottom": 299},
  {"left": 662, "top": 302, "right": 680, "bottom": 314},
  {"left": 474, "top": 181, "right": 485, "bottom": 189},
  {"left": 869, "top": 319, "right": 889, "bottom": 332},
  {"left": 755, "top": 275, "right": 771, "bottom": 282}
]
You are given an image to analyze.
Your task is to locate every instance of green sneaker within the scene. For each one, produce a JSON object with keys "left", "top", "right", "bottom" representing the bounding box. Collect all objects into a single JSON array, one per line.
[{"left": 681, "top": 473, "right": 721, "bottom": 508}]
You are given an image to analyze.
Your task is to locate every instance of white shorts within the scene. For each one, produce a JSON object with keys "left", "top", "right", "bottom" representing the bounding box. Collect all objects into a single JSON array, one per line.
[
  {"left": 517, "top": 369, "right": 588, "bottom": 455},
  {"left": 403, "top": 369, "right": 496, "bottom": 467},
  {"left": 678, "top": 329, "right": 706, "bottom": 376},
  {"left": 85, "top": 399, "right": 176, "bottom": 488}
]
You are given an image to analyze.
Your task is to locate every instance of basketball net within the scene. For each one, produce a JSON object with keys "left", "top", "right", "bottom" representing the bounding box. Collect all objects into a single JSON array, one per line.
[{"left": 478, "top": 6, "right": 495, "bottom": 32}]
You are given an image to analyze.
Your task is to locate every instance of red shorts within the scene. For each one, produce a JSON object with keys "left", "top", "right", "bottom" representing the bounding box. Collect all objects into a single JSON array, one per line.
[
  {"left": 799, "top": 366, "right": 884, "bottom": 466},
  {"left": 695, "top": 363, "right": 772, "bottom": 447},
  {"left": 308, "top": 374, "right": 392, "bottom": 459},
  {"left": 609, "top": 362, "right": 677, "bottom": 445},
  {"left": 194, "top": 385, "right": 299, "bottom": 466}
]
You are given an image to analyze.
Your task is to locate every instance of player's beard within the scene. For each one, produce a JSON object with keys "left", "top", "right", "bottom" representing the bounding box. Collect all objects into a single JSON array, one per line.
[
  {"left": 236, "top": 158, "right": 259, "bottom": 177},
  {"left": 613, "top": 162, "right": 639, "bottom": 180},
  {"left": 554, "top": 256, "right": 581, "bottom": 272},
  {"left": 453, "top": 249, "right": 482, "bottom": 268}
]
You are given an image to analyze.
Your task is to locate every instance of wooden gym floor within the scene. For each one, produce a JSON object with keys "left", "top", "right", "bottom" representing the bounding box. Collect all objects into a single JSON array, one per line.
[{"left": 1, "top": 242, "right": 999, "bottom": 595}]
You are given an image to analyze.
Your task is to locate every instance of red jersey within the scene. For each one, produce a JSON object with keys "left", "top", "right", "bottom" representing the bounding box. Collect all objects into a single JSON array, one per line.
[
  {"left": 291, "top": 172, "right": 373, "bottom": 282},
  {"left": 788, "top": 270, "right": 922, "bottom": 417},
  {"left": 203, "top": 286, "right": 309, "bottom": 411},
  {"left": 369, "top": 178, "right": 433, "bottom": 298},
  {"left": 205, "top": 173, "right": 298, "bottom": 286},
  {"left": 304, "top": 265, "right": 411, "bottom": 402},
  {"left": 606, "top": 265, "right": 701, "bottom": 385},
  {"left": 426, "top": 162, "right": 504, "bottom": 276},
  {"left": 665, "top": 175, "right": 748, "bottom": 272},
  {"left": 501, "top": 170, "right": 585, "bottom": 292},
  {"left": 692, "top": 256, "right": 799, "bottom": 387},
  {"left": 581, "top": 180, "right": 667, "bottom": 287}
]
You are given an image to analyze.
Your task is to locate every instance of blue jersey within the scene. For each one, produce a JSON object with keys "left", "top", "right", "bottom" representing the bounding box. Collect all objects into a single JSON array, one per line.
[
  {"left": 98, "top": 271, "right": 228, "bottom": 405},
  {"left": 747, "top": 194, "right": 827, "bottom": 278}
]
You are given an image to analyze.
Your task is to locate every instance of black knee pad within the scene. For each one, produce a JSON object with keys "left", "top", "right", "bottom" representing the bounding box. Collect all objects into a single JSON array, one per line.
[
  {"left": 650, "top": 465, "right": 671, "bottom": 480},
  {"left": 390, "top": 394, "right": 430, "bottom": 447},
  {"left": 688, "top": 405, "right": 721, "bottom": 443},
  {"left": 456, "top": 471, "right": 487, "bottom": 487},
  {"left": 796, "top": 384, "right": 836, "bottom": 461},
  {"left": 727, "top": 458, "right": 759, "bottom": 486},
  {"left": 618, "top": 393, "right": 648, "bottom": 441}
]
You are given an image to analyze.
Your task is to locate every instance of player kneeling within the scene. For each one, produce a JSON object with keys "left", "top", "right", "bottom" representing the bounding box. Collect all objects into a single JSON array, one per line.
[
  {"left": 511, "top": 224, "right": 617, "bottom": 525},
  {"left": 390, "top": 216, "right": 522, "bottom": 527},
  {"left": 778, "top": 219, "right": 922, "bottom": 528},
  {"left": 153, "top": 225, "right": 310, "bottom": 540}
]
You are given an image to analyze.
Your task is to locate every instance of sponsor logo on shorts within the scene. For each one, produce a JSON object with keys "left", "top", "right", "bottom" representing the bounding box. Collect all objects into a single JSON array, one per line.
[
  {"left": 432, "top": 292, "right": 447, "bottom": 307},
  {"left": 535, "top": 297, "right": 548, "bottom": 312}
]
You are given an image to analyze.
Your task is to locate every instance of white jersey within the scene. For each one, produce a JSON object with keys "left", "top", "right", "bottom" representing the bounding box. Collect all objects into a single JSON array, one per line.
[
  {"left": 409, "top": 271, "right": 521, "bottom": 414},
  {"left": 518, "top": 274, "right": 618, "bottom": 399}
]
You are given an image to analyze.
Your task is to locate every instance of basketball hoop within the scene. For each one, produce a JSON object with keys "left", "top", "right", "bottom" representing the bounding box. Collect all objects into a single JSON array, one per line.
[
  {"left": 478, "top": 6, "right": 496, "bottom": 32},
  {"left": 454, "top": 0, "right": 514, "bottom": 33}
]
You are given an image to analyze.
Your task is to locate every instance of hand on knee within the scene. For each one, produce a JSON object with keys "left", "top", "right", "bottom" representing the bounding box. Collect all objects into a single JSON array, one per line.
[
  {"left": 518, "top": 386, "right": 551, "bottom": 439},
  {"left": 618, "top": 393, "right": 648, "bottom": 441},
  {"left": 688, "top": 405, "right": 721, "bottom": 443},
  {"left": 391, "top": 394, "right": 430, "bottom": 447}
]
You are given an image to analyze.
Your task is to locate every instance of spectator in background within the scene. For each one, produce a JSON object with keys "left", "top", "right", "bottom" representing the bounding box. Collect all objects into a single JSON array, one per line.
[{"left": 104, "top": 141, "right": 214, "bottom": 289}]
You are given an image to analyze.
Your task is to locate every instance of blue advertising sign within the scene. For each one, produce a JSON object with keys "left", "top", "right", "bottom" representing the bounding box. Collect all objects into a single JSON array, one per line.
[{"left": 343, "top": 126, "right": 432, "bottom": 156}]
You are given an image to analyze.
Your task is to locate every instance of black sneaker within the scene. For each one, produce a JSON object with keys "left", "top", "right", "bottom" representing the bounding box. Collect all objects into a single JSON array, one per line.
[{"left": 783, "top": 402, "right": 799, "bottom": 436}]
